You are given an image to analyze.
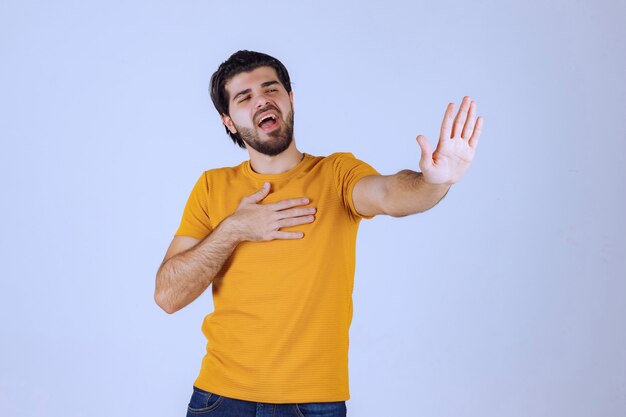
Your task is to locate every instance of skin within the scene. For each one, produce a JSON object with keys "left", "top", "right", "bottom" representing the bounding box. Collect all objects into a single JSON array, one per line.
[
  {"left": 353, "top": 96, "right": 484, "bottom": 216},
  {"left": 154, "top": 66, "right": 484, "bottom": 313},
  {"left": 222, "top": 66, "right": 303, "bottom": 174}
]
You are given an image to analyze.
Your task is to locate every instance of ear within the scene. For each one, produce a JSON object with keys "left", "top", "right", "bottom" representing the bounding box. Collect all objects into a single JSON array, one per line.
[
  {"left": 221, "top": 114, "right": 237, "bottom": 134},
  {"left": 289, "top": 90, "right": 294, "bottom": 105}
]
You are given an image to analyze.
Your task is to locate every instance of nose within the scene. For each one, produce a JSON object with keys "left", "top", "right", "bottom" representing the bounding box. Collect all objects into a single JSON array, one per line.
[{"left": 253, "top": 92, "right": 271, "bottom": 109}]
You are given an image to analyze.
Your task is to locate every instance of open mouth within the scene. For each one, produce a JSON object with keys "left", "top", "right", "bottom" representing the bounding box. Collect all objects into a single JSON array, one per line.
[{"left": 257, "top": 113, "right": 280, "bottom": 132}]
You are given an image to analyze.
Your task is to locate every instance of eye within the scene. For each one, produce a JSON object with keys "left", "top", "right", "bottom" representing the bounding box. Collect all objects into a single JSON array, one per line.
[
  {"left": 238, "top": 97, "right": 250, "bottom": 103},
  {"left": 268, "top": 88, "right": 278, "bottom": 93}
]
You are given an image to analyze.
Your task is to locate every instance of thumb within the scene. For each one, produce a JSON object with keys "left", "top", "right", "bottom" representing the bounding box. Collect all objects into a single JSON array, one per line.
[
  {"left": 246, "top": 182, "right": 271, "bottom": 204},
  {"left": 416, "top": 135, "right": 433, "bottom": 167}
]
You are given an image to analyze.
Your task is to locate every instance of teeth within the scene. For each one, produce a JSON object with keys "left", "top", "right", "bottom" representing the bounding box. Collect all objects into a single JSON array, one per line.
[{"left": 259, "top": 114, "right": 276, "bottom": 123}]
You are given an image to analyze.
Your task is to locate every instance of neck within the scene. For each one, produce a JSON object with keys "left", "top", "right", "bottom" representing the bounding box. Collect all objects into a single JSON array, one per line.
[{"left": 247, "top": 139, "right": 303, "bottom": 175}]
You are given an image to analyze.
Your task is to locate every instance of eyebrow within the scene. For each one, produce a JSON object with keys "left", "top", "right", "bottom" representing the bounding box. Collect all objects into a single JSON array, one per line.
[{"left": 232, "top": 81, "right": 280, "bottom": 102}]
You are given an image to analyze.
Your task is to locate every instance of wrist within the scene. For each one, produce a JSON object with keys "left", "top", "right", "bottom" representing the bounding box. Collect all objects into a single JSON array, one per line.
[
  {"left": 217, "top": 216, "right": 246, "bottom": 245},
  {"left": 418, "top": 172, "right": 453, "bottom": 188}
]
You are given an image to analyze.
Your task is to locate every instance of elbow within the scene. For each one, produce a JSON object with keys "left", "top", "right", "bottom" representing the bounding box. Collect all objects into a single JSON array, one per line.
[
  {"left": 385, "top": 209, "right": 421, "bottom": 218},
  {"left": 162, "top": 306, "right": 178, "bottom": 315},
  {"left": 154, "top": 288, "right": 179, "bottom": 315},
  {"left": 381, "top": 202, "right": 425, "bottom": 218},
  {"left": 154, "top": 265, "right": 180, "bottom": 314},
  {"left": 155, "top": 297, "right": 178, "bottom": 315},
  {"left": 386, "top": 210, "right": 411, "bottom": 218}
]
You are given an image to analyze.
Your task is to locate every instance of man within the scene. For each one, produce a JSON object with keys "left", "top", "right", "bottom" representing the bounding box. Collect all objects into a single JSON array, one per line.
[{"left": 155, "top": 50, "right": 483, "bottom": 417}]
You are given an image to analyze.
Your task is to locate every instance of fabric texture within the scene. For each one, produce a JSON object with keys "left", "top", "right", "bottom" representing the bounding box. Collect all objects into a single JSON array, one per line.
[
  {"left": 176, "top": 152, "right": 379, "bottom": 403},
  {"left": 186, "top": 385, "right": 347, "bottom": 417}
]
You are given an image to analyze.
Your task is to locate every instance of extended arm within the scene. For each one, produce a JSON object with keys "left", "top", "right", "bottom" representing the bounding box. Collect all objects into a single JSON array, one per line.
[
  {"left": 154, "top": 183, "right": 316, "bottom": 314},
  {"left": 353, "top": 96, "right": 483, "bottom": 217},
  {"left": 353, "top": 170, "right": 450, "bottom": 217}
]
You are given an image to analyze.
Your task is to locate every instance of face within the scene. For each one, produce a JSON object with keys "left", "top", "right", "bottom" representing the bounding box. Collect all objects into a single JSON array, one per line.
[{"left": 222, "top": 66, "right": 295, "bottom": 156}]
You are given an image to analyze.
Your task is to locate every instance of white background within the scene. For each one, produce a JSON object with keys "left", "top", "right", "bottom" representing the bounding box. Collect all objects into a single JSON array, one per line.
[{"left": 1, "top": 1, "right": 625, "bottom": 416}]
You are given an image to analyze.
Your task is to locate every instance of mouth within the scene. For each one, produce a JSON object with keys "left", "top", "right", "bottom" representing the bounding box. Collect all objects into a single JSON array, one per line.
[{"left": 256, "top": 110, "right": 280, "bottom": 133}]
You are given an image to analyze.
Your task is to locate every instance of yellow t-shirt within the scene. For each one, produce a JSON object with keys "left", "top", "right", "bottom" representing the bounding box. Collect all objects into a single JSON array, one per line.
[{"left": 175, "top": 152, "right": 379, "bottom": 403}]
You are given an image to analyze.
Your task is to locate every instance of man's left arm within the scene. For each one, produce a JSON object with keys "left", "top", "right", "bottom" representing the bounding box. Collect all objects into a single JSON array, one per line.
[{"left": 353, "top": 96, "right": 484, "bottom": 217}]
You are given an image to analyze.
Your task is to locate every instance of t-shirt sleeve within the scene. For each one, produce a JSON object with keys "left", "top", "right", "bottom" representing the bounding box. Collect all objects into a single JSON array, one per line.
[
  {"left": 175, "top": 172, "right": 213, "bottom": 239},
  {"left": 331, "top": 152, "right": 381, "bottom": 221}
]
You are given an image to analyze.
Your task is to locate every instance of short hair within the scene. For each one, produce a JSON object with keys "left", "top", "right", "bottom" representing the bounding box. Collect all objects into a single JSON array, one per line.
[{"left": 209, "top": 50, "right": 292, "bottom": 149}]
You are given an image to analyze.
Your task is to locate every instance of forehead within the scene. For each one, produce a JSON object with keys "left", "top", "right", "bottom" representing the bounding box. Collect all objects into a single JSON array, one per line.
[{"left": 224, "top": 66, "right": 280, "bottom": 95}]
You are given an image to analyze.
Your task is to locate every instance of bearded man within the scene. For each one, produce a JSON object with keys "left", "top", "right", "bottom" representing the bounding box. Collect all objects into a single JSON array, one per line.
[{"left": 155, "top": 50, "right": 484, "bottom": 417}]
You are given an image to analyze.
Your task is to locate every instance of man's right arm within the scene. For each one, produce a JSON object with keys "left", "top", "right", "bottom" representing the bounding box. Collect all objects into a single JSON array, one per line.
[
  {"left": 154, "top": 182, "right": 316, "bottom": 314},
  {"left": 154, "top": 222, "right": 239, "bottom": 314}
]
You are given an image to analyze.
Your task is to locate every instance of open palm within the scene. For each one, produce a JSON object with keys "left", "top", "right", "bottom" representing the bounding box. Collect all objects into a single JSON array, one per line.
[{"left": 416, "top": 96, "right": 484, "bottom": 185}]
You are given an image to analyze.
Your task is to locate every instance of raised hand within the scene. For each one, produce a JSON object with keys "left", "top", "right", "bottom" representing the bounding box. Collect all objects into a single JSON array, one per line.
[
  {"left": 415, "top": 96, "right": 484, "bottom": 185},
  {"left": 224, "top": 182, "right": 316, "bottom": 241}
]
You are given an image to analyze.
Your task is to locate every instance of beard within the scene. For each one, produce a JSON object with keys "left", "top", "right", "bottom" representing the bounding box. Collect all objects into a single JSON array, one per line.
[{"left": 234, "top": 107, "right": 295, "bottom": 157}]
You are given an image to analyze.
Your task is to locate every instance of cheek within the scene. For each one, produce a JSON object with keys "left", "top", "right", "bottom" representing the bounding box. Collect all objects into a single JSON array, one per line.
[{"left": 230, "top": 112, "right": 253, "bottom": 130}]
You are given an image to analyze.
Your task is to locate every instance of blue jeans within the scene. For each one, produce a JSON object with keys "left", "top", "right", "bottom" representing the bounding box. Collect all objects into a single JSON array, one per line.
[{"left": 186, "top": 386, "right": 347, "bottom": 417}]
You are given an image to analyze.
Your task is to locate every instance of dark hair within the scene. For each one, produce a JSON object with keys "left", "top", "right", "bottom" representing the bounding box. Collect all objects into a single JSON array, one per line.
[{"left": 209, "top": 50, "right": 292, "bottom": 149}]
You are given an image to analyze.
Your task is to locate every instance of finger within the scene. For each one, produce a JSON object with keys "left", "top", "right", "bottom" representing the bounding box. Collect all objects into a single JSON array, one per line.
[
  {"left": 461, "top": 101, "right": 477, "bottom": 140},
  {"left": 275, "top": 206, "right": 316, "bottom": 220},
  {"left": 416, "top": 135, "right": 433, "bottom": 166},
  {"left": 439, "top": 102, "right": 455, "bottom": 140},
  {"left": 269, "top": 197, "right": 310, "bottom": 211},
  {"left": 276, "top": 215, "right": 315, "bottom": 228},
  {"left": 244, "top": 182, "right": 271, "bottom": 204},
  {"left": 468, "top": 116, "right": 484, "bottom": 149},
  {"left": 451, "top": 96, "right": 471, "bottom": 138},
  {"left": 272, "top": 231, "right": 305, "bottom": 240}
]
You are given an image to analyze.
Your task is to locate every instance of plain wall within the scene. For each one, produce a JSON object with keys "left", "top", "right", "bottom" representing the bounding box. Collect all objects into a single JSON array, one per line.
[{"left": 1, "top": 1, "right": 624, "bottom": 416}]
